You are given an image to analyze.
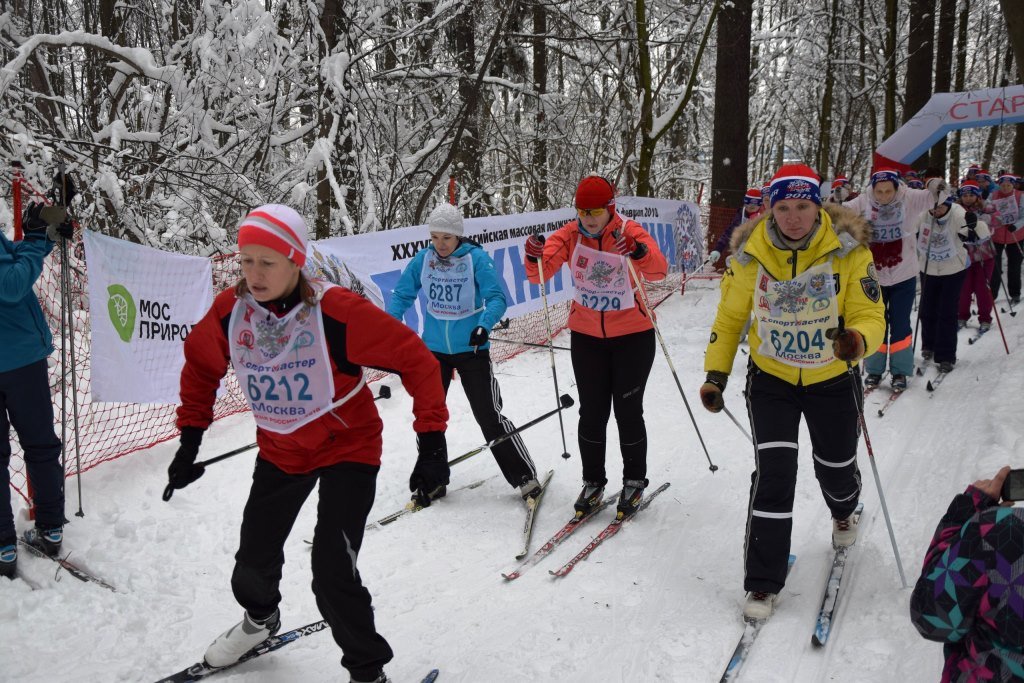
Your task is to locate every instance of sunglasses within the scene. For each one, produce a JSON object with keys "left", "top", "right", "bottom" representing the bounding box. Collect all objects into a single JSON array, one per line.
[{"left": 576, "top": 207, "right": 607, "bottom": 217}]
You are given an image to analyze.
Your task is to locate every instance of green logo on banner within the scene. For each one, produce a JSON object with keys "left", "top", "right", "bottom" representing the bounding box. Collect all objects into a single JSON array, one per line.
[{"left": 107, "top": 284, "right": 136, "bottom": 342}]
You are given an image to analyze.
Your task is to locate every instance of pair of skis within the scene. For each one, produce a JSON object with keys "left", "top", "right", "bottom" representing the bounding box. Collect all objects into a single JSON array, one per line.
[
  {"left": 502, "top": 482, "right": 670, "bottom": 580},
  {"left": 721, "top": 504, "right": 863, "bottom": 682},
  {"left": 154, "top": 618, "right": 439, "bottom": 682},
  {"left": 16, "top": 537, "right": 117, "bottom": 592}
]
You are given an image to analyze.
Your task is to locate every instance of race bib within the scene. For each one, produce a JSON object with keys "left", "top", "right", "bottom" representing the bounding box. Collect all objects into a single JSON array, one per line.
[
  {"left": 917, "top": 220, "right": 956, "bottom": 263},
  {"left": 229, "top": 285, "right": 363, "bottom": 434},
  {"left": 754, "top": 261, "right": 838, "bottom": 368},
  {"left": 870, "top": 202, "right": 903, "bottom": 243},
  {"left": 420, "top": 252, "right": 477, "bottom": 320},
  {"left": 992, "top": 195, "right": 1020, "bottom": 225},
  {"left": 571, "top": 238, "right": 635, "bottom": 312}
]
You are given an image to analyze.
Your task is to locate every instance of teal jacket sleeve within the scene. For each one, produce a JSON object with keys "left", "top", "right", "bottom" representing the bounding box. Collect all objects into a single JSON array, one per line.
[
  {"left": 386, "top": 249, "right": 426, "bottom": 321},
  {"left": 471, "top": 246, "right": 507, "bottom": 331},
  {"left": 0, "top": 236, "right": 51, "bottom": 303}
]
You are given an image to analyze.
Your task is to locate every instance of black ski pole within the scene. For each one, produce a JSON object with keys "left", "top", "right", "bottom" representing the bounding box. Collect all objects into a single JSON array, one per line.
[
  {"left": 448, "top": 394, "right": 574, "bottom": 466},
  {"left": 162, "top": 385, "right": 391, "bottom": 500}
]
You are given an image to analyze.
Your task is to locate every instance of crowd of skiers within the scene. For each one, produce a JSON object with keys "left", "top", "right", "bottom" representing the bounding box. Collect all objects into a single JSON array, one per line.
[{"left": 3, "top": 160, "right": 1022, "bottom": 682}]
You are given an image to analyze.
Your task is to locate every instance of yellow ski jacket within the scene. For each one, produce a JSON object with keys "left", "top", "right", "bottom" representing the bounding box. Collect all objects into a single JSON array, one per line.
[{"left": 704, "top": 204, "right": 885, "bottom": 387}]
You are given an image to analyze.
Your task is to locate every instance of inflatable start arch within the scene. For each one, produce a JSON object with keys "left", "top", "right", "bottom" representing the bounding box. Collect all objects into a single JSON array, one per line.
[{"left": 873, "top": 84, "right": 1024, "bottom": 171}]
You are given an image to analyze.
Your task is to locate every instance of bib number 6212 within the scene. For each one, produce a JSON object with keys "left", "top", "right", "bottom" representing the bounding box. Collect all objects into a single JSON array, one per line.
[{"left": 247, "top": 373, "right": 314, "bottom": 402}]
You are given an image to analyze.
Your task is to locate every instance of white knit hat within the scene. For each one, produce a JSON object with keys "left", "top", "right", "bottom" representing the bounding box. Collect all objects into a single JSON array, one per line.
[
  {"left": 237, "top": 204, "right": 309, "bottom": 267},
  {"left": 427, "top": 203, "right": 464, "bottom": 237}
]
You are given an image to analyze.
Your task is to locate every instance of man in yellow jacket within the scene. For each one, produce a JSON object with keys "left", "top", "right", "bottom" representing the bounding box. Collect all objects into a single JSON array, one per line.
[{"left": 699, "top": 164, "right": 885, "bottom": 621}]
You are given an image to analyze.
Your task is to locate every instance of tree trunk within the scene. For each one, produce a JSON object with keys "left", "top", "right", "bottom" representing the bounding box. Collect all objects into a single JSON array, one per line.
[
  {"left": 816, "top": 0, "right": 841, "bottom": 175},
  {"left": 531, "top": 0, "right": 549, "bottom": 210},
  {"left": 999, "top": 0, "right": 1024, "bottom": 72},
  {"left": 884, "top": 0, "right": 898, "bottom": 140},
  {"left": 709, "top": 0, "right": 751, "bottom": 261},
  {"left": 904, "top": 0, "right": 935, "bottom": 169},
  {"left": 929, "top": 0, "right": 956, "bottom": 171},
  {"left": 452, "top": 3, "right": 481, "bottom": 213},
  {"left": 982, "top": 48, "right": 1015, "bottom": 170},
  {"left": 949, "top": 0, "right": 969, "bottom": 180}
]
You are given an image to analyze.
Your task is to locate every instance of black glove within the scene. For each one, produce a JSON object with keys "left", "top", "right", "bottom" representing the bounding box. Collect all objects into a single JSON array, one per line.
[
  {"left": 410, "top": 431, "right": 450, "bottom": 506},
  {"left": 22, "top": 203, "right": 48, "bottom": 240},
  {"left": 54, "top": 219, "right": 74, "bottom": 240},
  {"left": 1009, "top": 225, "right": 1018, "bottom": 234},
  {"left": 166, "top": 427, "right": 206, "bottom": 492},
  {"left": 700, "top": 371, "right": 728, "bottom": 413},
  {"left": 469, "top": 326, "right": 489, "bottom": 347}
]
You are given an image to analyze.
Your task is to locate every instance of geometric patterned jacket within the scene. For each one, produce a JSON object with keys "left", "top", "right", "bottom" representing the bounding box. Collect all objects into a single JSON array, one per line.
[{"left": 910, "top": 486, "right": 1024, "bottom": 682}]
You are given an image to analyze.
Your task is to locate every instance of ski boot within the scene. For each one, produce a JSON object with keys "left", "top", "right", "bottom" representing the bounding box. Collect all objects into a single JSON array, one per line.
[
  {"left": 0, "top": 542, "right": 15, "bottom": 579},
  {"left": 832, "top": 512, "right": 860, "bottom": 547},
  {"left": 938, "top": 360, "right": 955, "bottom": 373},
  {"left": 350, "top": 669, "right": 391, "bottom": 683},
  {"left": 204, "top": 609, "right": 281, "bottom": 668},
  {"left": 573, "top": 481, "right": 605, "bottom": 519},
  {"left": 616, "top": 479, "right": 649, "bottom": 520},
  {"left": 863, "top": 374, "right": 881, "bottom": 388},
  {"left": 23, "top": 525, "right": 63, "bottom": 557},
  {"left": 743, "top": 591, "right": 778, "bottom": 620},
  {"left": 519, "top": 478, "right": 542, "bottom": 502},
  {"left": 890, "top": 374, "right": 907, "bottom": 392}
]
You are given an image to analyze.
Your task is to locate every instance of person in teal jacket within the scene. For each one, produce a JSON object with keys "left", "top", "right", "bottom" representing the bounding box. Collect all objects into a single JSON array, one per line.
[
  {"left": 1, "top": 201, "right": 71, "bottom": 579},
  {"left": 387, "top": 202, "right": 540, "bottom": 502}
]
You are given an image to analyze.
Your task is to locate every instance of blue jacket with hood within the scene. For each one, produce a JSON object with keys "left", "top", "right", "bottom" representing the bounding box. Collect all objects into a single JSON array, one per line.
[
  {"left": 386, "top": 240, "right": 507, "bottom": 355},
  {"left": 0, "top": 231, "right": 54, "bottom": 373}
]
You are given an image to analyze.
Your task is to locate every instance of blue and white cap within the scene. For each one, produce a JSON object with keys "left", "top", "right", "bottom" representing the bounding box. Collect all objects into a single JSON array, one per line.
[{"left": 768, "top": 164, "right": 821, "bottom": 207}]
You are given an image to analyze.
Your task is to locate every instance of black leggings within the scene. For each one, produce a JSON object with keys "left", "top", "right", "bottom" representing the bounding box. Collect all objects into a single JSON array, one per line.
[
  {"left": 232, "top": 457, "right": 392, "bottom": 681},
  {"left": 570, "top": 329, "right": 656, "bottom": 485}
]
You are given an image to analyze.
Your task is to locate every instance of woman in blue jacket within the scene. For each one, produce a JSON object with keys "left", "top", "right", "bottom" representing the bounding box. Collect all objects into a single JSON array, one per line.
[
  {"left": 387, "top": 203, "right": 539, "bottom": 502},
  {"left": 1, "top": 202, "right": 70, "bottom": 578}
]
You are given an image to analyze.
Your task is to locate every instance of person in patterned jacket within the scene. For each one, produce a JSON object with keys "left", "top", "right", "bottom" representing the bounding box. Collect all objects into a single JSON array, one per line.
[
  {"left": 166, "top": 204, "right": 448, "bottom": 683},
  {"left": 911, "top": 466, "right": 1024, "bottom": 682}
]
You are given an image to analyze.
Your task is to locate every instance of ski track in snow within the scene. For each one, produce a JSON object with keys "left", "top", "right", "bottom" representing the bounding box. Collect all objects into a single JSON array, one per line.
[{"left": 3, "top": 281, "right": 1023, "bottom": 681}]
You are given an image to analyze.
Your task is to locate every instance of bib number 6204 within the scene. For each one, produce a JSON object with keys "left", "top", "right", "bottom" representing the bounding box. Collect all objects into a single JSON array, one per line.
[{"left": 770, "top": 329, "right": 825, "bottom": 355}]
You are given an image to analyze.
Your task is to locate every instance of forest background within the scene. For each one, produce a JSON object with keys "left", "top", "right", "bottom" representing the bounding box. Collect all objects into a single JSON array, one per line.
[{"left": 1, "top": 0, "right": 1022, "bottom": 252}]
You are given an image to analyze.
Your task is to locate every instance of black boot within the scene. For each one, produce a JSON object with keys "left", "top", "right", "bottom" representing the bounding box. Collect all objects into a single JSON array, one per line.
[
  {"left": 616, "top": 479, "right": 649, "bottom": 519},
  {"left": 573, "top": 482, "right": 605, "bottom": 519}
]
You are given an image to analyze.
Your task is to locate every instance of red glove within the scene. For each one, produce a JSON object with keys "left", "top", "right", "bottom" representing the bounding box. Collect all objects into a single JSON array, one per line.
[{"left": 525, "top": 233, "right": 545, "bottom": 261}]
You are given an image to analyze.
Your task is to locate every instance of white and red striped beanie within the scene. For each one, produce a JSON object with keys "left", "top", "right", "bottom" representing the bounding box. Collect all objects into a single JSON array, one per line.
[
  {"left": 768, "top": 164, "right": 821, "bottom": 207},
  {"left": 237, "top": 204, "right": 309, "bottom": 268}
]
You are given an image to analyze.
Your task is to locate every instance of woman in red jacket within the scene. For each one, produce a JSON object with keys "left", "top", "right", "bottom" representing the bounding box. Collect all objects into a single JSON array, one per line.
[
  {"left": 524, "top": 175, "right": 667, "bottom": 519},
  {"left": 166, "top": 204, "right": 449, "bottom": 683}
]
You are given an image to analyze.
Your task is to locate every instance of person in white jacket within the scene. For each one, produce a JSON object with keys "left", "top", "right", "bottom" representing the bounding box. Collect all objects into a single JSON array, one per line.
[
  {"left": 914, "top": 195, "right": 970, "bottom": 373},
  {"left": 844, "top": 169, "right": 941, "bottom": 390}
]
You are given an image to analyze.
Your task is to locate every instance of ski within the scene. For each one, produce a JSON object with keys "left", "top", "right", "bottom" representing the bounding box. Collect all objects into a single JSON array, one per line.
[
  {"left": 516, "top": 470, "right": 555, "bottom": 560},
  {"left": 367, "top": 476, "right": 494, "bottom": 530},
  {"left": 967, "top": 327, "right": 990, "bottom": 345},
  {"left": 17, "top": 538, "right": 117, "bottom": 592},
  {"left": 812, "top": 503, "right": 864, "bottom": 646},
  {"left": 720, "top": 554, "right": 797, "bottom": 683},
  {"left": 421, "top": 670, "right": 440, "bottom": 682},
  {"left": 154, "top": 620, "right": 330, "bottom": 682},
  {"left": 548, "top": 482, "right": 671, "bottom": 578},
  {"left": 501, "top": 489, "right": 622, "bottom": 581},
  {"left": 875, "top": 388, "right": 905, "bottom": 418},
  {"left": 926, "top": 370, "right": 950, "bottom": 392}
]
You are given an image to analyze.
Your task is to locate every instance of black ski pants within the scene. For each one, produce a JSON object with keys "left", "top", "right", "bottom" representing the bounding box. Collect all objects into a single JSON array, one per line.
[
  {"left": 0, "top": 359, "right": 64, "bottom": 544},
  {"left": 232, "top": 457, "right": 392, "bottom": 681},
  {"left": 919, "top": 269, "right": 968, "bottom": 364},
  {"left": 570, "top": 328, "right": 656, "bottom": 486},
  {"left": 743, "top": 365, "right": 862, "bottom": 594},
  {"left": 435, "top": 350, "right": 537, "bottom": 488},
  {"left": 990, "top": 241, "right": 1024, "bottom": 300}
]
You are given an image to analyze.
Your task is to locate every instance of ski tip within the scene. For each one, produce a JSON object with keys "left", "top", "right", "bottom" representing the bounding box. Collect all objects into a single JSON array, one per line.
[
  {"left": 811, "top": 634, "right": 825, "bottom": 647},
  {"left": 420, "top": 669, "right": 440, "bottom": 683},
  {"left": 501, "top": 572, "right": 519, "bottom": 581},
  {"left": 876, "top": 409, "right": 884, "bottom": 418},
  {"left": 926, "top": 381, "right": 935, "bottom": 392}
]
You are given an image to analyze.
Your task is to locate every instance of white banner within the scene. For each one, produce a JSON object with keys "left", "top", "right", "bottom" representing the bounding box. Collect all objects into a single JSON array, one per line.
[
  {"left": 309, "top": 197, "right": 702, "bottom": 334},
  {"left": 83, "top": 230, "right": 213, "bottom": 404},
  {"left": 875, "top": 84, "right": 1024, "bottom": 168},
  {"left": 82, "top": 197, "right": 700, "bottom": 402}
]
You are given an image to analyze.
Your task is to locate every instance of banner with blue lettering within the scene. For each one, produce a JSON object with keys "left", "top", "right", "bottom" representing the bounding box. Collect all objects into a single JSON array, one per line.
[{"left": 309, "top": 197, "right": 703, "bottom": 334}]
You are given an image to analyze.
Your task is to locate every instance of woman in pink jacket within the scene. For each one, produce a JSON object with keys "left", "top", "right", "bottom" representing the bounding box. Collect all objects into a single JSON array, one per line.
[{"left": 987, "top": 173, "right": 1024, "bottom": 305}]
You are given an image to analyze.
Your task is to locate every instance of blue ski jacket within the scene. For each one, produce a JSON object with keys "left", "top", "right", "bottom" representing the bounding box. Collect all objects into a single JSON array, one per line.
[
  {"left": 386, "top": 240, "right": 507, "bottom": 355},
  {"left": 0, "top": 231, "right": 54, "bottom": 373}
]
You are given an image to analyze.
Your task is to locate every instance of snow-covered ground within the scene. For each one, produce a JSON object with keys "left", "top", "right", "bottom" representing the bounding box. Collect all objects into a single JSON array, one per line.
[{"left": 3, "top": 279, "right": 1021, "bottom": 682}]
